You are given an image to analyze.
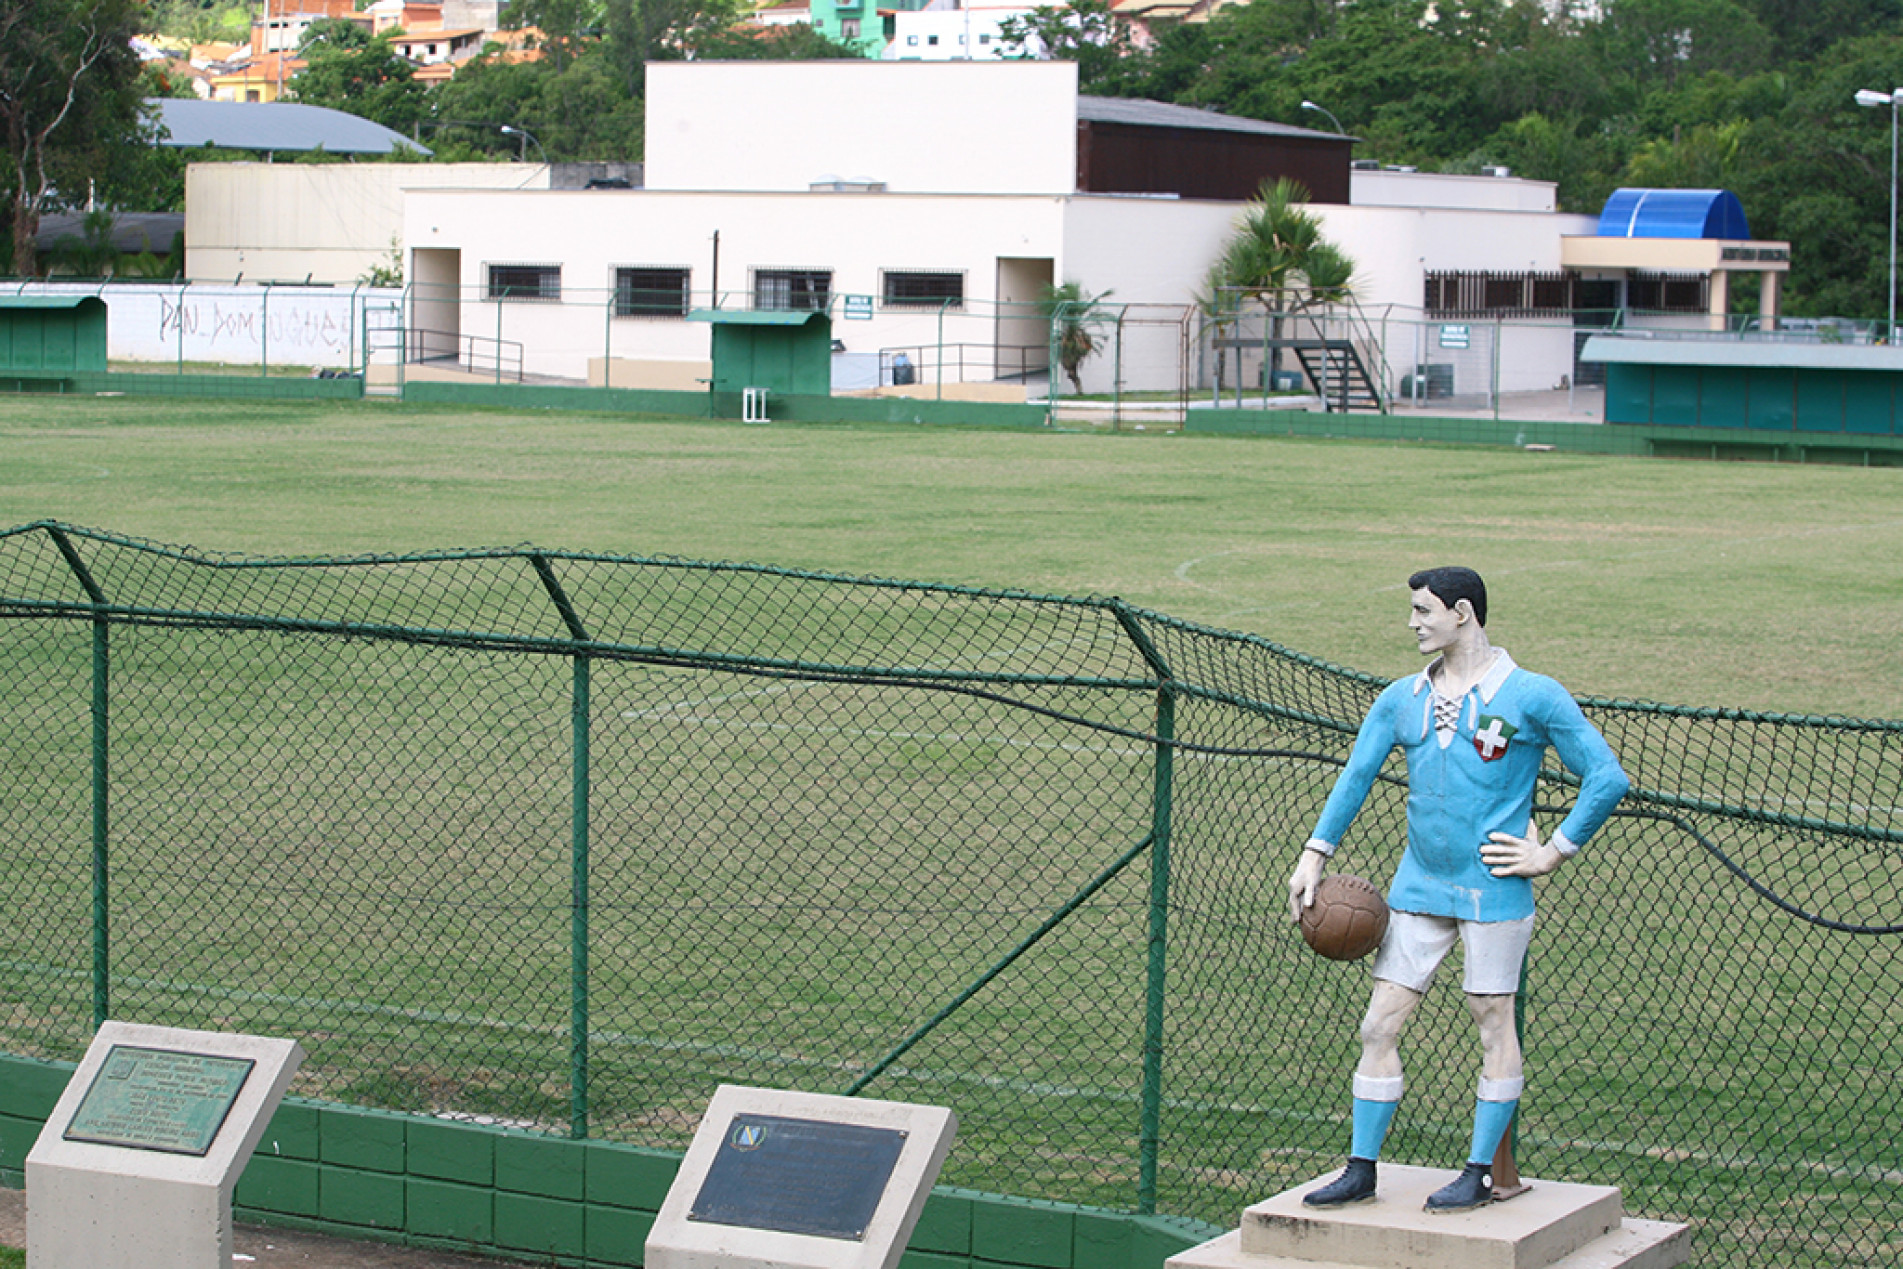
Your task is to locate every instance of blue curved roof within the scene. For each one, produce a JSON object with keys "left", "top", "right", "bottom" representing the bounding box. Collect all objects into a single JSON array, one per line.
[{"left": 1597, "top": 188, "right": 1749, "bottom": 239}]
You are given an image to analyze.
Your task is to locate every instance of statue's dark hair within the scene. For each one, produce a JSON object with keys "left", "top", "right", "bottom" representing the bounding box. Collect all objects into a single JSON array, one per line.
[{"left": 1408, "top": 566, "right": 1487, "bottom": 627}]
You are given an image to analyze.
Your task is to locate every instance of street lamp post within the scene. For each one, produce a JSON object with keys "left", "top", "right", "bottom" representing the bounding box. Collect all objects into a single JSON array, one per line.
[
  {"left": 1855, "top": 87, "right": 1903, "bottom": 341},
  {"left": 500, "top": 124, "right": 548, "bottom": 166},
  {"left": 1300, "top": 100, "right": 1347, "bottom": 136}
]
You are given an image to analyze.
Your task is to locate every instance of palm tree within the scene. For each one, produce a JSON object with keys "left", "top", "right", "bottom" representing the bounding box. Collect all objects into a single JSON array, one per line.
[
  {"left": 1213, "top": 177, "right": 1354, "bottom": 305},
  {"left": 1038, "top": 281, "right": 1115, "bottom": 396},
  {"left": 1206, "top": 178, "right": 1357, "bottom": 389}
]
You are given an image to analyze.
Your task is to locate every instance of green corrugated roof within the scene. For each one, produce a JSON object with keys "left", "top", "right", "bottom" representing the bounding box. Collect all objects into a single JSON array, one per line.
[
  {"left": 0, "top": 295, "right": 107, "bottom": 311},
  {"left": 687, "top": 308, "right": 829, "bottom": 326}
]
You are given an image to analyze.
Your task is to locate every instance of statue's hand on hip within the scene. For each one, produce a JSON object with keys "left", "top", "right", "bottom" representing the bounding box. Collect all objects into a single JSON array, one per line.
[{"left": 1482, "top": 822, "right": 1564, "bottom": 877}]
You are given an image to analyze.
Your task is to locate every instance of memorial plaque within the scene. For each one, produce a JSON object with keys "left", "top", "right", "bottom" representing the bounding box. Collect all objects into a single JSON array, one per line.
[
  {"left": 689, "top": 1114, "right": 908, "bottom": 1241},
  {"left": 63, "top": 1045, "right": 255, "bottom": 1157}
]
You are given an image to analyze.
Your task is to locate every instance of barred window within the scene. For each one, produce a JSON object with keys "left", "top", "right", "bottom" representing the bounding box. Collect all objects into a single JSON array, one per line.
[
  {"left": 882, "top": 271, "right": 964, "bottom": 308},
  {"left": 1425, "top": 270, "right": 1576, "bottom": 318},
  {"left": 1627, "top": 272, "right": 1709, "bottom": 314},
  {"left": 756, "top": 269, "right": 831, "bottom": 312},
  {"left": 615, "top": 267, "right": 690, "bottom": 318},
  {"left": 1484, "top": 276, "right": 1525, "bottom": 311},
  {"left": 486, "top": 264, "right": 560, "bottom": 302}
]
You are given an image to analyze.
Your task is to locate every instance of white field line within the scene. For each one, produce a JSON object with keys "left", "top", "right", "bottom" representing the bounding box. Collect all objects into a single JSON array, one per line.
[{"left": 6, "top": 957, "right": 1893, "bottom": 1186}]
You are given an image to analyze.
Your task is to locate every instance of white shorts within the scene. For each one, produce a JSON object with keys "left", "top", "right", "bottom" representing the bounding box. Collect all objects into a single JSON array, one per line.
[{"left": 1371, "top": 910, "right": 1534, "bottom": 996}]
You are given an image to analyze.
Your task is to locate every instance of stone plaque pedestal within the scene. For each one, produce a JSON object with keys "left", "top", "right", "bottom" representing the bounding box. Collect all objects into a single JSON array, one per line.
[
  {"left": 1168, "top": 1165, "right": 1689, "bottom": 1269},
  {"left": 26, "top": 1021, "right": 304, "bottom": 1269},
  {"left": 646, "top": 1084, "right": 957, "bottom": 1269}
]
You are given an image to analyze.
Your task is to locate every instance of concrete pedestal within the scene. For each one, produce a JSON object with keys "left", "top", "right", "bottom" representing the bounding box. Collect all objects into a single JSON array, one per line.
[
  {"left": 1167, "top": 1165, "right": 1689, "bottom": 1269},
  {"left": 26, "top": 1022, "right": 304, "bottom": 1269}
]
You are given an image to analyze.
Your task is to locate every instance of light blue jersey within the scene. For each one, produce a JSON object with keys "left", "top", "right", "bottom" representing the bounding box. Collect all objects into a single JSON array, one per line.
[{"left": 1309, "top": 652, "right": 1629, "bottom": 922}]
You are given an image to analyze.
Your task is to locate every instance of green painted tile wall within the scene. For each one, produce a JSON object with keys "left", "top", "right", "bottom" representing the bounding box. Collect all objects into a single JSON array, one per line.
[{"left": 0, "top": 1055, "right": 1215, "bottom": 1269}]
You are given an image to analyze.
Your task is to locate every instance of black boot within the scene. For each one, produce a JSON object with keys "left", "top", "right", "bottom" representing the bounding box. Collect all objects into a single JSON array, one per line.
[
  {"left": 1424, "top": 1161, "right": 1494, "bottom": 1213},
  {"left": 1303, "top": 1157, "right": 1377, "bottom": 1207}
]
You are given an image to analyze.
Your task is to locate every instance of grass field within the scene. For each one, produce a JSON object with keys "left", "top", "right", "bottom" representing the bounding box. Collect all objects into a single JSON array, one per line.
[
  {"left": 2, "top": 393, "right": 1900, "bottom": 1267},
  {"left": 2, "top": 394, "right": 1901, "bottom": 718}
]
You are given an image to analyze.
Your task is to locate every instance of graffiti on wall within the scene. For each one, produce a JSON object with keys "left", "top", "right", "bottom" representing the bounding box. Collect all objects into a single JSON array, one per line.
[
  {"left": 156, "top": 295, "right": 360, "bottom": 355},
  {"left": 15, "top": 282, "right": 403, "bottom": 369}
]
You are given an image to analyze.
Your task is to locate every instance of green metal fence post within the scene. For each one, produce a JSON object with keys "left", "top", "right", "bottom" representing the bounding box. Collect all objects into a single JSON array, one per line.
[
  {"left": 1138, "top": 686, "right": 1175, "bottom": 1213},
  {"left": 1110, "top": 601, "right": 1176, "bottom": 1216},
  {"left": 532, "top": 555, "right": 593, "bottom": 1139},
  {"left": 48, "top": 527, "right": 111, "bottom": 1028},
  {"left": 569, "top": 654, "right": 591, "bottom": 1139}
]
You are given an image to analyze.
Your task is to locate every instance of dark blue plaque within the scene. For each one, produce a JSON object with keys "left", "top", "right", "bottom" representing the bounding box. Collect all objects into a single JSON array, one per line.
[{"left": 688, "top": 1113, "right": 908, "bottom": 1241}]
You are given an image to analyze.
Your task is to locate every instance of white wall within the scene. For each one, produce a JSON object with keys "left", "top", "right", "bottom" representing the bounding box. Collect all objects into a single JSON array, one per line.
[
  {"left": 1311, "top": 204, "right": 1593, "bottom": 393},
  {"left": 400, "top": 182, "right": 1599, "bottom": 393},
  {"left": 1318, "top": 203, "right": 1596, "bottom": 296},
  {"left": 643, "top": 60, "right": 1079, "bottom": 195},
  {"left": 186, "top": 162, "right": 551, "bottom": 284},
  {"left": 1351, "top": 170, "right": 1560, "bottom": 213},
  {"left": 405, "top": 187, "right": 1070, "bottom": 380},
  {"left": 18, "top": 281, "right": 399, "bottom": 368},
  {"left": 1063, "top": 195, "right": 1597, "bottom": 396},
  {"left": 1064, "top": 195, "right": 1592, "bottom": 322},
  {"left": 1064, "top": 195, "right": 1236, "bottom": 305}
]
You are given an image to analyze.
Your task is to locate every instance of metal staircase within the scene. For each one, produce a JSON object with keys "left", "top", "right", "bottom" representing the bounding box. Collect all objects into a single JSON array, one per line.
[
  {"left": 1286, "top": 338, "right": 1384, "bottom": 412},
  {"left": 1254, "top": 301, "right": 1391, "bottom": 413}
]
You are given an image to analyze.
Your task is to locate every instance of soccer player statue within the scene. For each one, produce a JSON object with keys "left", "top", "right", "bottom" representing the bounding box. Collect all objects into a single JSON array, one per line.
[{"left": 1287, "top": 567, "right": 1629, "bottom": 1213}]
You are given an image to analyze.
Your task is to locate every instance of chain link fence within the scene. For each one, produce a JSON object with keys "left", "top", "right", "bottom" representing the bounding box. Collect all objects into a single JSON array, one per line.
[{"left": 2, "top": 522, "right": 1898, "bottom": 1265}]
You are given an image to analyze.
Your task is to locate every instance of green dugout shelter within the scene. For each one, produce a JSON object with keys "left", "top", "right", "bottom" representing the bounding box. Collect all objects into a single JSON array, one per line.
[
  {"left": 0, "top": 295, "right": 109, "bottom": 379},
  {"left": 688, "top": 308, "right": 832, "bottom": 398},
  {"left": 1583, "top": 334, "right": 1903, "bottom": 436}
]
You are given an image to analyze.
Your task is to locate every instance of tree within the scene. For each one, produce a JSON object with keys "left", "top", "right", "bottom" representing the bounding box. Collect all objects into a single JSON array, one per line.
[
  {"left": 1588, "top": 0, "right": 1773, "bottom": 93},
  {"left": 1202, "top": 178, "right": 1356, "bottom": 390},
  {"left": 998, "top": 0, "right": 1145, "bottom": 96},
  {"left": 1038, "top": 281, "right": 1115, "bottom": 395},
  {"left": 284, "top": 20, "right": 428, "bottom": 136},
  {"left": 504, "top": 0, "right": 603, "bottom": 72},
  {"left": 1205, "top": 177, "right": 1355, "bottom": 307},
  {"left": 684, "top": 21, "right": 866, "bottom": 61},
  {"left": 0, "top": 0, "right": 149, "bottom": 276},
  {"left": 1744, "top": 0, "right": 1902, "bottom": 61}
]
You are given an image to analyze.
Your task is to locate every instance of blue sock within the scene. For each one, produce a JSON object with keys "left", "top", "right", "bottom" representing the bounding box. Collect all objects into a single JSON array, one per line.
[
  {"left": 1350, "top": 1097, "right": 1400, "bottom": 1161},
  {"left": 1469, "top": 1098, "right": 1518, "bottom": 1165}
]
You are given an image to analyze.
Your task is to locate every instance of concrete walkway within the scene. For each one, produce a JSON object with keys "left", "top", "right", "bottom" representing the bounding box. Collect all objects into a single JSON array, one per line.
[{"left": 0, "top": 1185, "right": 535, "bottom": 1268}]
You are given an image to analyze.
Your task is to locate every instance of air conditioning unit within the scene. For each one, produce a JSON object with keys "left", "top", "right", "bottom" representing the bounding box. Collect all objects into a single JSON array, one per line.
[
  {"left": 1482, "top": 165, "right": 1512, "bottom": 178},
  {"left": 1351, "top": 159, "right": 1380, "bottom": 171}
]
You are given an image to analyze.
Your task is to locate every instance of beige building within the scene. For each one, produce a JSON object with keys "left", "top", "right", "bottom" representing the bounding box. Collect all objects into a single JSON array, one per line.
[{"left": 185, "top": 162, "right": 550, "bottom": 284}]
